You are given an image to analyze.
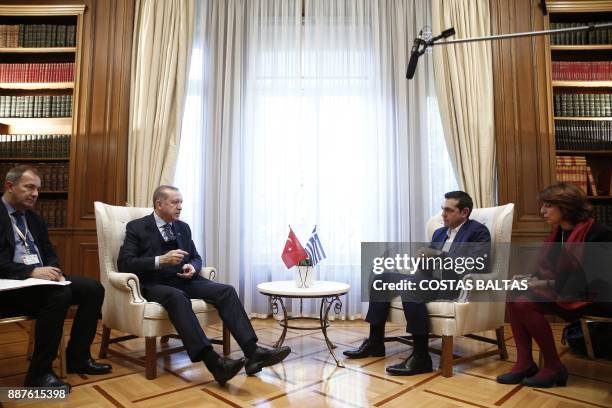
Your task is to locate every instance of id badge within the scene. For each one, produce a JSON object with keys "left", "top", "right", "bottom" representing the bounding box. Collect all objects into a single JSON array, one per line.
[{"left": 22, "top": 254, "right": 41, "bottom": 265}]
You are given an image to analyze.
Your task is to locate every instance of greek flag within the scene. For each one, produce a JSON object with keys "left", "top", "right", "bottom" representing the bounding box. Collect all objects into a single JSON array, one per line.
[{"left": 305, "top": 226, "right": 326, "bottom": 266}]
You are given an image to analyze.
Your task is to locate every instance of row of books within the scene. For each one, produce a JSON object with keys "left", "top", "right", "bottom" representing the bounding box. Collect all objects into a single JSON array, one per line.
[
  {"left": 34, "top": 199, "right": 67, "bottom": 228},
  {"left": 549, "top": 22, "right": 612, "bottom": 45},
  {"left": 556, "top": 156, "right": 612, "bottom": 196},
  {"left": 0, "top": 95, "right": 73, "bottom": 118},
  {"left": 556, "top": 156, "right": 598, "bottom": 196},
  {"left": 553, "top": 93, "right": 612, "bottom": 117},
  {"left": 0, "top": 162, "right": 69, "bottom": 191},
  {"left": 593, "top": 204, "right": 612, "bottom": 227},
  {"left": 555, "top": 119, "right": 612, "bottom": 150},
  {"left": 551, "top": 61, "right": 612, "bottom": 81},
  {"left": 0, "top": 134, "right": 70, "bottom": 158},
  {"left": 0, "top": 24, "right": 76, "bottom": 48},
  {"left": 0, "top": 63, "right": 75, "bottom": 83}
]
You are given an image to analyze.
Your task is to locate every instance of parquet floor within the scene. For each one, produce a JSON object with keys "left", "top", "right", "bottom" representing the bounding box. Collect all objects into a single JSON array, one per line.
[{"left": 1, "top": 318, "right": 611, "bottom": 407}]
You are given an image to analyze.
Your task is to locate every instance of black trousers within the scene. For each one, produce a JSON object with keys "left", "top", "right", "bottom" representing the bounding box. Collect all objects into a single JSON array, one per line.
[
  {"left": 141, "top": 276, "right": 258, "bottom": 362},
  {"left": 366, "top": 272, "right": 447, "bottom": 336},
  {"left": 0, "top": 276, "right": 104, "bottom": 378}
]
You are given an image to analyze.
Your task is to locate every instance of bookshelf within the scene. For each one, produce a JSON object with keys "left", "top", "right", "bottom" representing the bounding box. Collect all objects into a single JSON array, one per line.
[
  {"left": 546, "top": 3, "right": 612, "bottom": 227},
  {"left": 0, "top": 5, "right": 84, "bottom": 230}
]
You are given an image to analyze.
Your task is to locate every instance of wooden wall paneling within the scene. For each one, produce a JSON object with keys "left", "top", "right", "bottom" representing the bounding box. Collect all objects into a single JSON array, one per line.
[
  {"left": 49, "top": 230, "right": 71, "bottom": 275},
  {"left": 70, "top": 232, "right": 99, "bottom": 279},
  {"left": 66, "top": 0, "right": 91, "bottom": 230},
  {"left": 69, "top": 0, "right": 132, "bottom": 278},
  {"left": 73, "top": 0, "right": 132, "bottom": 227},
  {"left": 491, "top": 0, "right": 555, "bottom": 241}
]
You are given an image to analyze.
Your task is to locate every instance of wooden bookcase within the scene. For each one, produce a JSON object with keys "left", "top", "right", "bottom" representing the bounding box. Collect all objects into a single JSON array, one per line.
[
  {"left": 0, "top": 5, "right": 84, "bottom": 230},
  {"left": 545, "top": 1, "right": 612, "bottom": 227},
  {"left": 0, "top": 0, "right": 133, "bottom": 279}
]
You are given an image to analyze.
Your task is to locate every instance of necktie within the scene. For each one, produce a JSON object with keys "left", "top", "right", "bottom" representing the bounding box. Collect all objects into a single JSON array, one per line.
[
  {"left": 162, "top": 223, "right": 176, "bottom": 242},
  {"left": 12, "top": 212, "right": 42, "bottom": 266},
  {"left": 442, "top": 229, "right": 452, "bottom": 252}
]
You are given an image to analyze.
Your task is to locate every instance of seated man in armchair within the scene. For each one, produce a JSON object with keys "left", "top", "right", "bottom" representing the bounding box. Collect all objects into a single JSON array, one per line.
[
  {"left": 344, "top": 191, "right": 491, "bottom": 375},
  {"left": 117, "top": 185, "right": 290, "bottom": 385}
]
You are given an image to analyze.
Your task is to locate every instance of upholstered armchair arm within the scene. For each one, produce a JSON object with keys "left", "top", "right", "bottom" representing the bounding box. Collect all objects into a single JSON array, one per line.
[
  {"left": 456, "top": 274, "right": 476, "bottom": 303},
  {"left": 107, "top": 271, "right": 146, "bottom": 303},
  {"left": 199, "top": 267, "right": 217, "bottom": 281},
  {"left": 456, "top": 272, "right": 505, "bottom": 303}
]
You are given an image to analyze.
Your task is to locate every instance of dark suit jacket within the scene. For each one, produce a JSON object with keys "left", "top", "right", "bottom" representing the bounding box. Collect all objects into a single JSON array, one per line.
[
  {"left": 431, "top": 218, "right": 491, "bottom": 249},
  {"left": 429, "top": 218, "right": 491, "bottom": 276},
  {"left": 0, "top": 204, "right": 60, "bottom": 280},
  {"left": 117, "top": 213, "right": 203, "bottom": 285}
]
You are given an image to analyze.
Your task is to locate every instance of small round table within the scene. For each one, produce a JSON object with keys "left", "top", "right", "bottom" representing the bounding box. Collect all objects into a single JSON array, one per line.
[{"left": 257, "top": 280, "right": 350, "bottom": 367}]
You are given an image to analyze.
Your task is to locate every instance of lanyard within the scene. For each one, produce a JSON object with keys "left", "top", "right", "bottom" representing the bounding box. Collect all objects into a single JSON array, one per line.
[{"left": 10, "top": 215, "right": 34, "bottom": 253}]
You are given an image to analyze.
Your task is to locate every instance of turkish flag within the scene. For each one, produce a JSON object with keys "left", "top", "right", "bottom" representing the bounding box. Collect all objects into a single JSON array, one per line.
[{"left": 281, "top": 228, "right": 308, "bottom": 269}]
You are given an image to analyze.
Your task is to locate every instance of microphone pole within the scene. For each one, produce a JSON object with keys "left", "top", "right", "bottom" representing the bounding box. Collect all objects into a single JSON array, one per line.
[
  {"left": 436, "top": 22, "right": 612, "bottom": 45},
  {"left": 408, "top": 22, "right": 612, "bottom": 79}
]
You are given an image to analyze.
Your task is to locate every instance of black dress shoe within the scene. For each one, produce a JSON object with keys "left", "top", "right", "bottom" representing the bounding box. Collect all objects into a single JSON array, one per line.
[
  {"left": 385, "top": 353, "right": 432, "bottom": 376},
  {"left": 245, "top": 346, "right": 291, "bottom": 375},
  {"left": 343, "top": 339, "right": 385, "bottom": 359},
  {"left": 67, "top": 358, "right": 112, "bottom": 375},
  {"left": 207, "top": 357, "right": 245, "bottom": 386},
  {"left": 522, "top": 366, "right": 568, "bottom": 388},
  {"left": 24, "top": 372, "right": 71, "bottom": 393},
  {"left": 496, "top": 363, "right": 539, "bottom": 384}
]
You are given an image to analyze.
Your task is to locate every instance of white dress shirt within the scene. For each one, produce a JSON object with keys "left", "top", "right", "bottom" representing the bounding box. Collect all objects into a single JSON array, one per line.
[{"left": 441, "top": 219, "right": 467, "bottom": 253}]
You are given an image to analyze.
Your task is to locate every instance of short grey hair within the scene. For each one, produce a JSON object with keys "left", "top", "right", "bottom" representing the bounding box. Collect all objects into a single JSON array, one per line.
[
  {"left": 152, "top": 185, "right": 179, "bottom": 206},
  {"left": 5, "top": 165, "right": 40, "bottom": 184}
]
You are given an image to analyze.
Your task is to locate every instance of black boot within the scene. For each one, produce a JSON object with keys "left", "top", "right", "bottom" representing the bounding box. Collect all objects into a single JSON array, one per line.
[
  {"left": 67, "top": 358, "right": 112, "bottom": 375},
  {"left": 244, "top": 346, "right": 291, "bottom": 375},
  {"left": 24, "top": 371, "right": 71, "bottom": 393},
  {"left": 205, "top": 357, "right": 246, "bottom": 386},
  {"left": 343, "top": 339, "right": 385, "bottom": 359},
  {"left": 496, "top": 363, "right": 539, "bottom": 384},
  {"left": 385, "top": 353, "right": 432, "bottom": 376},
  {"left": 522, "top": 366, "right": 568, "bottom": 388}
]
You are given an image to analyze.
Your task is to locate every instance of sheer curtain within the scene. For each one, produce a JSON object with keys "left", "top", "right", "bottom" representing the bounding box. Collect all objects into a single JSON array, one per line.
[{"left": 175, "top": 0, "right": 457, "bottom": 319}]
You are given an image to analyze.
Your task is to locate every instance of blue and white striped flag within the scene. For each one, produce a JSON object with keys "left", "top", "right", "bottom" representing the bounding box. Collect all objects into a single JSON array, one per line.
[{"left": 305, "top": 226, "right": 326, "bottom": 266}]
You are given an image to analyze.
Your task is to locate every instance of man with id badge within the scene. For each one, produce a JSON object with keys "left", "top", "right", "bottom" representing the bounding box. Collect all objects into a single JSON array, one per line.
[{"left": 0, "top": 165, "right": 111, "bottom": 392}]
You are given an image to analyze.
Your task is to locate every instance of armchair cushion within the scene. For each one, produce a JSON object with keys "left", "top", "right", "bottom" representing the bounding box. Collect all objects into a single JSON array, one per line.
[{"left": 144, "top": 299, "right": 215, "bottom": 320}]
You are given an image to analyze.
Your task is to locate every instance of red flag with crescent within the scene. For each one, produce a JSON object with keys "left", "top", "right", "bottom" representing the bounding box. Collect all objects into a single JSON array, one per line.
[{"left": 281, "top": 227, "right": 308, "bottom": 269}]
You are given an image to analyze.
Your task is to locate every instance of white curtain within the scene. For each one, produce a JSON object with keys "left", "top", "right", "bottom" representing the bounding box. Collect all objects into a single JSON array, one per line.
[
  {"left": 175, "top": 0, "right": 457, "bottom": 319},
  {"left": 128, "top": 0, "right": 195, "bottom": 207},
  {"left": 432, "top": 0, "right": 495, "bottom": 207}
]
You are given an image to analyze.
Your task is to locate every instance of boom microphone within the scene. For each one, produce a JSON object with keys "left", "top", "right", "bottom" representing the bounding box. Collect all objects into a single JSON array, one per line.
[
  {"left": 406, "top": 30, "right": 424, "bottom": 79},
  {"left": 406, "top": 26, "right": 456, "bottom": 79}
]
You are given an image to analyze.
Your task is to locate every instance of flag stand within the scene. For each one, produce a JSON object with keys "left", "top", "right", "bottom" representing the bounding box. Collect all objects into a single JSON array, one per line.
[{"left": 295, "top": 264, "right": 315, "bottom": 288}]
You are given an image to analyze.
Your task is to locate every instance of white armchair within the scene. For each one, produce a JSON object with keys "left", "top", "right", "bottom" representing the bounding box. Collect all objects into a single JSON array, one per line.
[
  {"left": 94, "top": 202, "right": 229, "bottom": 379},
  {"left": 387, "top": 203, "right": 514, "bottom": 377}
]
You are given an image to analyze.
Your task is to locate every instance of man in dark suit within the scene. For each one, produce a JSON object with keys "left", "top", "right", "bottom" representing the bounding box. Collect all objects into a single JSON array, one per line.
[
  {"left": 0, "top": 165, "right": 111, "bottom": 392},
  {"left": 344, "top": 191, "right": 491, "bottom": 375},
  {"left": 117, "top": 185, "right": 290, "bottom": 386}
]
